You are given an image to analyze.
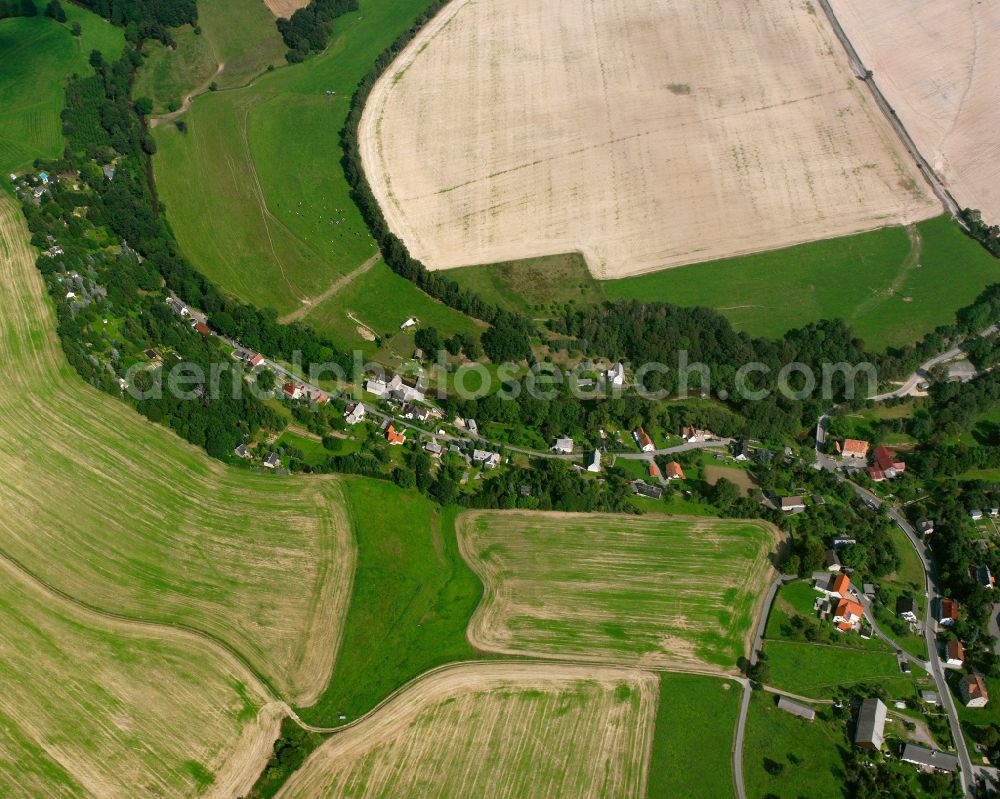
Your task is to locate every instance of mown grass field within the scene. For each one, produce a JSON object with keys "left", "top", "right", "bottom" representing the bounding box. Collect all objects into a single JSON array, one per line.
[
  {"left": 135, "top": 0, "right": 285, "bottom": 113},
  {"left": 152, "top": 0, "right": 439, "bottom": 319},
  {"left": 602, "top": 216, "right": 998, "bottom": 350},
  {"left": 458, "top": 511, "right": 778, "bottom": 671},
  {"left": 0, "top": 8, "right": 124, "bottom": 174},
  {"left": 298, "top": 483, "right": 483, "bottom": 726},
  {"left": 645, "top": 673, "right": 740, "bottom": 799},
  {"left": 743, "top": 692, "right": 847, "bottom": 799},
  {"left": 278, "top": 662, "right": 658, "bottom": 799},
  {"left": 764, "top": 640, "right": 922, "bottom": 698},
  {"left": 0, "top": 556, "right": 277, "bottom": 798},
  {"left": 0, "top": 196, "right": 356, "bottom": 706}
]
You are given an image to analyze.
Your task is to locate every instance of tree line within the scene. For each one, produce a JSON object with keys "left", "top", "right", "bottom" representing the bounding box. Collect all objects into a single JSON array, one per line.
[{"left": 276, "top": 0, "right": 356, "bottom": 61}]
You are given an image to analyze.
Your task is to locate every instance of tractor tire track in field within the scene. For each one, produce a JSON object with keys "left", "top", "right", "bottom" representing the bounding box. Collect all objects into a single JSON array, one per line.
[
  {"left": 279, "top": 251, "right": 380, "bottom": 324},
  {"left": 149, "top": 61, "right": 226, "bottom": 129}
]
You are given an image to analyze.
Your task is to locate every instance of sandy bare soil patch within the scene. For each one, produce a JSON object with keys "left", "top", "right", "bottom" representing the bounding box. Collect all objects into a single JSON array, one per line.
[
  {"left": 457, "top": 511, "right": 778, "bottom": 672},
  {"left": 263, "top": 0, "right": 308, "bottom": 19},
  {"left": 276, "top": 661, "right": 657, "bottom": 799},
  {"left": 361, "top": 0, "right": 939, "bottom": 279},
  {"left": 704, "top": 465, "right": 758, "bottom": 497},
  {"left": 829, "top": 0, "right": 1000, "bottom": 224}
]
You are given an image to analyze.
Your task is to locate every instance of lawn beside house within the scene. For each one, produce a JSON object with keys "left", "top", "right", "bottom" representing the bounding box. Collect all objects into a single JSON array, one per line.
[{"left": 764, "top": 640, "right": 922, "bottom": 698}]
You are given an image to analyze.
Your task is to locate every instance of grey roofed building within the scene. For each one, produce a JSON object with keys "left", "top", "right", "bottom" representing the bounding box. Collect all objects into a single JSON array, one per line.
[
  {"left": 897, "top": 596, "right": 918, "bottom": 622},
  {"left": 920, "top": 690, "right": 940, "bottom": 705},
  {"left": 854, "top": 698, "right": 887, "bottom": 750},
  {"left": 630, "top": 480, "right": 663, "bottom": 500},
  {"left": 780, "top": 495, "right": 806, "bottom": 512},
  {"left": 862, "top": 583, "right": 876, "bottom": 598},
  {"left": 777, "top": 696, "right": 815, "bottom": 721},
  {"left": 825, "top": 548, "right": 842, "bottom": 571},
  {"left": 900, "top": 744, "right": 958, "bottom": 772}
]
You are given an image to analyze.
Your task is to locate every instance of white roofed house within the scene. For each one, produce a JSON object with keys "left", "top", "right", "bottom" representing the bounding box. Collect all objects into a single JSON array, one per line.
[
  {"left": 586, "top": 449, "right": 601, "bottom": 473},
  {"left": 552, "top": 437, "right": 574, "bottom": 454},
  {"left": 605, "top": 362, "right": 625, "bottom": 386},
  {"left": 344, "top": 402, "right": 366, "bottom": 425},
  {"left": 364, "top": 377, "right": 389, "bottom": 398},
  {"left": 473, "top": 449, "right": 501, "bottom": 470}
]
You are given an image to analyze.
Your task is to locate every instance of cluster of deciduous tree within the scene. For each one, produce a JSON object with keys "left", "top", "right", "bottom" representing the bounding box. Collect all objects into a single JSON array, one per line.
[
  {"left": 276, "top": 0, "right": 356, "bottom": 60},
  {"left": 907, "top": 370, "right": 1000, "bottom": 443},
  {"left": 962, "top": 208, "right": 1000, "bottom": 259},
  {"left": 75, "top": 0, "right": 194, "bottom": 43}
]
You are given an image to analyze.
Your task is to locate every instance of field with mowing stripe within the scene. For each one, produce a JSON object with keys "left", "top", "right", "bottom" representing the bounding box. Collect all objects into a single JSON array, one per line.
[
  {"left": 151, "top": 0, "right": 439, "bottom": 320},
  {"left": 277, "top": 662, "right": 658, "bottom": 799},
  {"left": 0, "top": 195, "right": 355, "bottom": 704},
  {"left": 457, "top": 511, "right": 778, "bottom": 671},
  {"left": 646, "top": 673, "right": 741, "bottom": 799},
  {"left": 0, "top": 556, "right": 278, "bottom": 798},
  {"left": 604, "top": 215, "right": 999, "bottom": 349},
  {"left": 0, "top": 8, "right": 124, "bottom": 174}
]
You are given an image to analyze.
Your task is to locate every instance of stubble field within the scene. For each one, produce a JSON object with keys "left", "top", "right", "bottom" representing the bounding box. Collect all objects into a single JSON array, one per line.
[
  {"left": 276, "top": 662, "right": 658, "bottom": 799},
  {"left": 829, "top": 0, "right": 1000, "bottom": 224},
  {"left": 361, "top": 0, "right": 939, "bottom": 280},
  {"left": 0, "top": 192, "right": 354, "bottom": 715},
  {"left": 457, "top": 511, "right": 778, "bottom": 671}
]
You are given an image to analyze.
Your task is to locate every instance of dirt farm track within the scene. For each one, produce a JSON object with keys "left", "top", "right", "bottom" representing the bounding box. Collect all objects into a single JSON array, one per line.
[
  {"left": 829, "top": 0, "right": 1000, "bottom": 226},
  {"left": 361, "top": 0, "right": 940, "bottom": 279}
]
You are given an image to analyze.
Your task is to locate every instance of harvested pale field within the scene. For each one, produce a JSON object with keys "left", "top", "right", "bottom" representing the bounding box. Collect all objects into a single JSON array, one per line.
[
  {"left": 457, "top": 511, "right": 778, "bottom": 671},
  {"left": 361, "top": 0, "right": 940, "bottom": 279},
  {"left": 0, "top": 555, "right": 280, "bottom": 798},
  {"left": 276, "top": 662, "right": 657, "bottom": 799},
  {"left": 829, "top": 0, "right": 1000, "bottom": 224},
  {"left": 263, "top": 0, "right": 308, "bottom": 19},
  {"left": 0, "top": 195, "right": 355, "bottom": 704}
]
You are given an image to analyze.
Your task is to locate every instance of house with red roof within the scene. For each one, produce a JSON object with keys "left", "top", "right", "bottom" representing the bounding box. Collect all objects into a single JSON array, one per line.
[
  {"left": 282, "top": 383, "right": 304, "bottom": 400},
  {"left": 664, "top": 461, "right": 685, "bottom": 481},
  {"left": 945, "top": 640, "right": 965, "bottom": 668},
  {"left": 867, "top": 445, "right": 905, "bottom": 481},
  {"left": 938, "top": 597, "right": 958, "bottom": 627},
  {"left": 960, "top": 674, "right": 989, "bottom": 708},
  {"left": 249, "top": 353, "right": 265, "bottom": 368},
  {"left": 648, "top": 462, "right": 660, "bottom": 479},
  {"left": 194, "top": 321, "right": 211, "bottom": 335},
  {"left": 633, "top": 427, "right": 655, "bottom": 453},
  {"left": 839, "top": 438, "right": 870, "bottom": 459}
]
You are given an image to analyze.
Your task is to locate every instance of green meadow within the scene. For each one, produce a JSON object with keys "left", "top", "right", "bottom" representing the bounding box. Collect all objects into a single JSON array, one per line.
[
  {"left": 603, "top": 216, "right": 998, "bottom": 350},
  {"left": 764, "top": 640, "right": 921, "bottom": 698},
  {"left": 646, "top": 673, "right": 741, "bottom": 799},
  {"left": 298, "top": 481, "right": 484, "bottom": 726},
  {"left": 0, "top": 7, "right": 124, "bottom": 174},
  {"left": 135, "top": 0, "right": 285, "bottom": 113},
  {"left": 152, "top": 0, "right": 439, "bottom": 318}
]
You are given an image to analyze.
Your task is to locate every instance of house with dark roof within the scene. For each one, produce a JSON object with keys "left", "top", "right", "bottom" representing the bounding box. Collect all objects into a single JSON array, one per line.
[
  {"left": 262, "top": 453, "right": 280, "bottom": 469},
  {"left": 915, "top": 517, "right": 934, "bottom": 534},
  {"left": 780, "top": 496, "right": 806, "bottom": 513},
  {"left": 854, "top": 698, "right": 887, "bottom": 750},
  {"left": 901, "top": 744, "right": 958, "bottom": 773},
  {"left": 896, "top": 596, "right": 918, "bottom": 623},
  {"left": 825, "top": 548, "right": 842, "bottom": 572},
  {"left": 234, "top": 443, "right": 250, "bottom": 459},
  {"left": 631, "top": 481, "right": 663, "bottom": 500},
  {"left": 777, "top": 696, "right": 815, "bottom": 721},
  {"left": 977, "top": 565, "right": 994, "bottom": 590}
]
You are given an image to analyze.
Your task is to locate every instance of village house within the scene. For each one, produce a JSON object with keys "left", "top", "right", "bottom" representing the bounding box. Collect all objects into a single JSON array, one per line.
[
  {"left": 344, "top": 402, "right": 366, "bottom": 425},
  {"left": 896, "top": 596, "right": 918, "bottom": 624},
  {"left": 386, "top": 425, "right": 407, "bottom": 446},
  {"left": 825, "top": 548, "right": 842, "bottom": 572},
  {"left": 262, "top": 453, "right": 280, "bottom": 469},
  {"left": 664, "top": 461, "right": 685, "bottom": 481},
  {"left": 945, "top": 639, "right": 965, "bottom": 668},
  {"left": 854, "top": 698, "right": 887, "bottom": 750},
  {"left": 586, "top": 450, "right": 601, "bottom": 473},
  {"left": 901, "top": 744, "right": 958, "bottom": 773},
  {"left": 776, "top": 696, "right": 815, "bottom": 721},
  {"left": 833, "top": 596, "right": 865, "bottom": 632},
  {"left": 648, "top": 462, "right": 660, "bottom": 480},
  {"left": 552, "top": 437, "right": 574, "bottom": 454},
  {"left": 977, "top": 566, "right": 994, "bottom": 590},
  {"left": 631, "top": 481, "right": 663, "bottom": 500},
  {"left": 960, "top": 674, "right": 989, "bottom": 708},
  {"left": 473, "top": 449, "right": 501, "bottom": 470},
  {"left": 234, "top": 444, "right": 251, "bottom": 459},
  {"left": 307, "top": 389, "right": 329, "bottom": 406},
  {"left": 194, "top": 321, "right": 211, "bottom": 335},
  {"left": 970, "top": 509, "right": 984, "bottom": 521},
  {"left": 605, "top": 362, "right": 625, "bottom": 386},
  {"left": 633, "top": 428, "right": 655, "bottom": 453},
  {"left": 282, "top": 383, "right": 304, "bottom": 400},
  {"left": 681, "top": 426, "right": 714, "bottom": 443},
  {"left": 938, "top": 597, "right": 958, "bottom": 626},
  {"left": 814, "top": 572, "right": 851, "bottom": 600},
  {"left": 779, "top": 495, "right": 806, "bottom": 513},
  {"left": 424, "top": 440, "right": 443, "bottom": 458},
  {"left": 249, "top": 353, "right": 265, "bottom": 369},
  {"left": 916, "top": 517, "right": 935, "bottom": 535},
  {"left": 867, "top": 445, "right": 905, "bottom": 481},
  {"left": 840, "top": 438, "right": 870, "bottom": 460},
  {"left": 732, "top": 440, "right": 751, "bottom": 461}
]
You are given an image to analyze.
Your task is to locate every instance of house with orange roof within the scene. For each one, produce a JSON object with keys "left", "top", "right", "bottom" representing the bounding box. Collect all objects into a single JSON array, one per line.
[
  {"left": 945, "top": 639, "right": 965, "bottom": 668},
  {"left": 386, "top": 424, "right": 406, "bottom": 446},
  {"left": 282, "top": 382, "right": 304, "bottom": 400},
  {"left": 648, "top": 462, "right": 660, "bottom": 479},
  {"left": 249, "top": 353, "right": 265, "bottom": 368},
  {"left": 867, "top": 445, "right": 905, "bottom": 481},
  {"left": 938, "top": 597, "right": 958, "bottom": 626},
  {"left": 833, "top": 597, "right": 865, "bottom": 631},
  {"left": 664, "top": 461, "right": 685, "bottom": 481},
  {"left": 840, "top": 439, "right": 870, "bottom": 459}
]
